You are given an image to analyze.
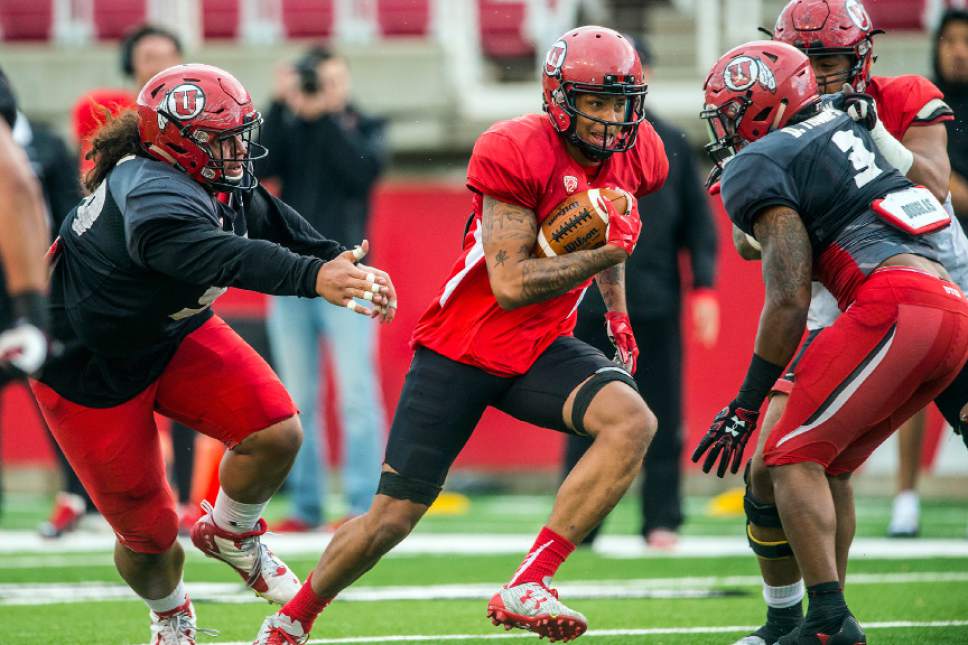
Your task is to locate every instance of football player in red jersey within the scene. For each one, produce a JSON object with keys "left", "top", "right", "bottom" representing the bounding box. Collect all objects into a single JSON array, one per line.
[
  {"left": 725, "top": 2, "right": 962, "bottom": 643},
  {"left": 252, "top": 26, "right": 669, "bottom": 644}
]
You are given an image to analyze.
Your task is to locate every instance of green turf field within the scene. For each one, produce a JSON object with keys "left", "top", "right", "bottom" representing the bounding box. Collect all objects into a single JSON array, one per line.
[{"left": 1, "top": 492, "right": 966, "bottom": 644}]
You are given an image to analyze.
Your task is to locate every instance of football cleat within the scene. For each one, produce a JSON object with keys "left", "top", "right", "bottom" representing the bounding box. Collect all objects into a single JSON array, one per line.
[
  {"left": 731, "top": 618, "right": 801, "bottom": 645},
  {"left": 149, "top": 597, "right": 217, "bottom": 644},
  {"left": 776, "top": 613, "right": 866, "bottom": 644},
  {"left": 486, "top": 582, "right": 588, "bottom": 642},
  {"left": 252, "top": 612, "right": 309, "bottom": 645},
  {"left": 38, "top": 492, "right": 86, "bottom": 538},
  {"left": 190, "top": 501, "right": 300, "bottom": 604}
]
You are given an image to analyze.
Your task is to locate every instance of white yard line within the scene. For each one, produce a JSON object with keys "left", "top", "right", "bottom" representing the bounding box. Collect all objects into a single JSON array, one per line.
[
  {"left": 193, "top": 621, "right": 968, "bottom": 645},
  {"left": 3, "top": 531, "right": 968, "bottom": 559},
  {"left": 3, "top": 571, "right": 968, "bottom": 606}
]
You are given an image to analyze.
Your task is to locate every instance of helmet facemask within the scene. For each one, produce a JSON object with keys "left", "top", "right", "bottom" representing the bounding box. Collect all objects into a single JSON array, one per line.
[
  {"left": 701, "top": 95, "right": 751, "bottom": 171},
  {"left": 558, "top": 77, "right": 647, "bottom": 161},
  {"left": 155, "top": 107, "right": 267, "bottom": 192}
]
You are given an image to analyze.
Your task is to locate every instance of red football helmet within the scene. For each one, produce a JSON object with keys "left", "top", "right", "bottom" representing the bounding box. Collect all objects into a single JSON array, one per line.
[
  {"left": 541, "top": 26, "right": 647, "bottom": 160},
  {"left": 701, "top": 41, "right": 820, "bottom": 169},
  {"left": 137, "top": 63, "right": 266, "bottom": 191},
  {"left": 773, "top": 0, "right": 880, "bottom": 91}
]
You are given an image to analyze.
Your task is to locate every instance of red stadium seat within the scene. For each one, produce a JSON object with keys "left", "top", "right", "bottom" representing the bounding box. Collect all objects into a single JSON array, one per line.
[
  {"left": 479, "top": 0, "right": 533, "bottom": 58},
  {"left": 378, "top": 0, "right": 430, "bottom": 36},
  {"left": 93, "top": 0, "right": 147, "bottom": 40},
  {"left": 865, "top": 0, "right": 927, "bottom": 31},
  {"left": 203, "top": 0, "right": 240, "bottom": 39},
  {"left": 0, "top": 0, "right": 53, "bottom": 41},
  {"left": 282, "top": 0, "right": 334, "bottom": 38}
]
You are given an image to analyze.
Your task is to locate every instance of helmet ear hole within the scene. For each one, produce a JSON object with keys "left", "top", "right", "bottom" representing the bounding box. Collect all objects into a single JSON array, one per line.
[{"left": 751, "top": 107, "right": 772, "bottom": 122}]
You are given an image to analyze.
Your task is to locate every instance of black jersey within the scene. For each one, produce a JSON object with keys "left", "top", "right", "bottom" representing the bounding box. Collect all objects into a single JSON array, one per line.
[
  {"left": 721, "top": 109, "right": 938, "bottom": 309},
  {"left": 41, "top": 154, "right": 344, "bottom": 407}
]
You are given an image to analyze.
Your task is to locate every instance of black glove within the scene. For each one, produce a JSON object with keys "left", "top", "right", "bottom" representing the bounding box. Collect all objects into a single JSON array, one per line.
[
  {"left": 842, "top": 84, "right": 878, "bottom": 131},
  {"left": 691, "top": 400, "right": 760, "bottom": 477},
  {"left": 0, "top": 291, "right": 50, "bottom": 380}
]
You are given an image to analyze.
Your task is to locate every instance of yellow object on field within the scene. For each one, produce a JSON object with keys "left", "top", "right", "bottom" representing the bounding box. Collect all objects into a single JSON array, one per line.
[
  {"left": 707, "top": 486, "right": 745, "bottom": 517},
  {"left": 426, "top": 491, "right": 471, "bottom": 516}
]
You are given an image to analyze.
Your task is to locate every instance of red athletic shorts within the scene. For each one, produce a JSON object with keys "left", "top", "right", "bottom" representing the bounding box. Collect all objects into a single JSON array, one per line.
[
  {"left": 763, "top": 268, "right": 968, "bottom": 476},
  {"left": 31, "top": 315, "right": 296, "bottom": 553}
]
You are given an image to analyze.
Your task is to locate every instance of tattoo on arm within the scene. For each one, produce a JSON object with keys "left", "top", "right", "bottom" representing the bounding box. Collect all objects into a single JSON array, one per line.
[
  {"left": 752, "top": 206, "right": 813, "bottom": 366},
  {"left": 595, "top": 263, "right": 628, "bottom": 314},
  {"left": 482, "top": 195, "right": 621, "bottom": 308}
]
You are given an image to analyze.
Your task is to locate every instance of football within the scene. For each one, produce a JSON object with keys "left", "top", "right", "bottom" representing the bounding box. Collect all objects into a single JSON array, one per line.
[{"left": 533, "top": 188, "right": 629, "bottom": 258}]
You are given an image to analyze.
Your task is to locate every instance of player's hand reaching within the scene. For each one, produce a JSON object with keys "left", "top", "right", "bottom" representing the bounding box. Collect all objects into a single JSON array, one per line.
[
  {"left": 841, "top": 83, "right": 878, "bottom": 131},
  {"left": 603, "top": 187, "right": 641, "bottom": 258},
  {"left": 0, "top": 292, "right": 50, "bottom": 381},
  {"left": 605, "top": 311, "right": 638, "bottom": 374},
  {"left": 691, "top": 401, "right": 760, "bottom": 477},
  {"left": 315, "top": 240, "right": 397, "bottom": 322}
]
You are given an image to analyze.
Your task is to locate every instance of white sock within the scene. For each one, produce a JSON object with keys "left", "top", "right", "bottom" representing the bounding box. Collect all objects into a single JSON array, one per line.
[
  {"left": 763, "top": 580, "right": 804, "bottom": 608},
  {"left": 213, "top": 488, "right": 266, "bottom": 534},
  {"left": 144, "top": 580, "right": 188, "bottom": 614}
]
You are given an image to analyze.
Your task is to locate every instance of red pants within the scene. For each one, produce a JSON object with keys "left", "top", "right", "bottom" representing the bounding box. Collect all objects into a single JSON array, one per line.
[
  {"left": 31, "top": 316, "right": 297, "bottom": 553},
  {"left": 764, "top": 268, "right": 968, "bottom": 475}
]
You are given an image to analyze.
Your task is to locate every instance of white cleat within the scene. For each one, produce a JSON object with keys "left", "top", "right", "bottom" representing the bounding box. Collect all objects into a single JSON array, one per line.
[
  {"left": 190, "top": 501, "right": 300, "bottom": 604},
  {"left": 486, "top": 582, "right": 588, "bottom": 642},
  {"left": 252, "top": 612, "right": 309, "bottom": 645},
  {"left": 149, "top": 597, "right": 216, "bottom": 644},
  {"left": 731, "top": 636, "right": 769, "bottom": 645}
]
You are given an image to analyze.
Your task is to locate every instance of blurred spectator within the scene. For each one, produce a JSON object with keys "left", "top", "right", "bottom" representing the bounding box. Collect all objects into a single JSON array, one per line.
[
  {"left": 935, "top": 8, "right": 968, "bottom": 223},
  {"left": 74, "top": 24, "right": 183, "bottom": 174},
  {"left": 561, "top": 36, "right": 719, "bottom": 549},
  {"left": 257, "top": 46, "right": 388, "bottom": 532}
]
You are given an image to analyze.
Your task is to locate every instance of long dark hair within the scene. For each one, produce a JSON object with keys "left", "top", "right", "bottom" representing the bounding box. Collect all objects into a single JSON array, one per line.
[{"left": 83, "top": 109, "right": 142, "bottom": 194}]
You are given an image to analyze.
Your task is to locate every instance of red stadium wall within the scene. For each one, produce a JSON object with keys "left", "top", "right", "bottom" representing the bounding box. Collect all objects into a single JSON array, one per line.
[{"left": 0, "top": 181, "right": 948, "bottom": 471}]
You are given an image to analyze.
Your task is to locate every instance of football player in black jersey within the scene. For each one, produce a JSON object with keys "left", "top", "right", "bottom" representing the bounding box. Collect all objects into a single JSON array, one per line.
[
  {"left": 693, "top": 41, "right": 968, "bottom": 644},
  {"left": 0, "top": 67, "right": 50, "bottom": 383},
  {"left": 30, "top": 64, "right": 397, "bottom": 643}
]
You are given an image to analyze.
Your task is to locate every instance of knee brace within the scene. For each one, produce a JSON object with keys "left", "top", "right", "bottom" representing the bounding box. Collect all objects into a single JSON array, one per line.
[
  {"left": 377, "top": 470, "right": 441, "bottom": 506},
  {"left": 571, "top": 366, "right": 638, "bottom": 436},
  {"left": 744, "top": 485, "right": 794, "bottom": 560}
]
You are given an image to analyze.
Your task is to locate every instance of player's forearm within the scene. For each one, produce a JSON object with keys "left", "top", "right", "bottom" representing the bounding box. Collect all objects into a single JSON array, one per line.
[
  {"left": 496, "top": 246, "right": 622, "bottom": 310},
  {"left": 950, "top": 171, "right": 968, "bottom": 222},
  {"left": 754, "top": 300, "right": 807, "bottom": 369},
  {"left": 0, "top": 159, "right": 49, "bottom": 294},
  {"left": 906, "top": 152, "right": 951, "bottom": 203},
  {"left": 595, "top": 263, "right": 628, "bottom": 314}
]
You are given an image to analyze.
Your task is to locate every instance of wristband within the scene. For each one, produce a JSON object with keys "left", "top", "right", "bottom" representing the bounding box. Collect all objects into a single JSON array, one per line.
[
  {"left": 10, "top": 291, "right": 48, "bottom": 332},
  {"left": 869, "top": 120, "right": 914, "bottom": 175},
  {"left": 736, "top": 354, "right": 785, "bottom": 411}
]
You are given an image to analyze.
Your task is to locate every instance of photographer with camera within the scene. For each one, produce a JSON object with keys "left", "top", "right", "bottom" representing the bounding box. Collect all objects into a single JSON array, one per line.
[{"left": 257, "top": 46, "right": 388, "bottom": 533}]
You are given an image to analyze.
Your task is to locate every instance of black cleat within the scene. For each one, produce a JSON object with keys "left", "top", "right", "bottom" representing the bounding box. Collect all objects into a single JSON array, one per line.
[{"left": 775, "top": 613, "right": 866, "bottom": 645}]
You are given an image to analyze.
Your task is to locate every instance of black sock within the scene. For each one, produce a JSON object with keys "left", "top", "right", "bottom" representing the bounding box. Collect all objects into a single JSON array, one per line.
[
  {"left": 803, "top": 581, "right": 848, "bottom": 632},
  {"left": 754, "top": 602, "right": 803, "bottom": 640}
]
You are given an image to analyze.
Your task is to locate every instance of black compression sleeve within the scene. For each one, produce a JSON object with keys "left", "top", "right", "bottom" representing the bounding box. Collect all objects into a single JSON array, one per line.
[{"left": 736, "top": 354, "right": 786, "bottom": 410}]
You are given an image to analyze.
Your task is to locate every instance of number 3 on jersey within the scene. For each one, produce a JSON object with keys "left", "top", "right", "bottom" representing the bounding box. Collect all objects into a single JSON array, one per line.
[{"left": 832, "top": 129, "right": 883, "bottom": 188}]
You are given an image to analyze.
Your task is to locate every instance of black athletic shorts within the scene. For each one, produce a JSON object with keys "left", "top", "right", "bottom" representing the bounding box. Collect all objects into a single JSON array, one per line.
[{"left": 384, "top": 336, "right": 626, "bottom": 488}]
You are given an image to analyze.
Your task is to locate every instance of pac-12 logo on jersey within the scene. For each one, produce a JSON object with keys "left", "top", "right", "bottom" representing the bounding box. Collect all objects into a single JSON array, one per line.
[
  {"left": 545, "top": 40, "right": 568, "bottom": 77},
  {"left": 724, "top": 56, "right": 776, "bottom": 92},
  {"left": 165, "top": 84, "right": 206, "bottom": 120},
  {"left": 563, "top": 175, "right": 579, "bottom": 194}
]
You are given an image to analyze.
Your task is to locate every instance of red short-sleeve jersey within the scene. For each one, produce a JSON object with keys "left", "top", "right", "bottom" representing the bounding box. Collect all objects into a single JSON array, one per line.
[
  {"left": 867, "top": 74, "right": 954, "bottom": 140},
  {"left": 411, "top": 114, "right": 668, "bottom": 376}
]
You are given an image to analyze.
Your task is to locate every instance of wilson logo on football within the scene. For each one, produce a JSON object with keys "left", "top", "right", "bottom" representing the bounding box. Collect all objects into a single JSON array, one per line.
[
  {"left": 544, "top": 40, "right": 567, "bottom": 77},
  {"left": 563, "top": 175, "right": 579, "bottom": 194},
  {"left": 166, "top": 83, "right": 206, "bottom": 120},
  {"left": 723, "top": 56, "right": 776, "bottom": 92}
]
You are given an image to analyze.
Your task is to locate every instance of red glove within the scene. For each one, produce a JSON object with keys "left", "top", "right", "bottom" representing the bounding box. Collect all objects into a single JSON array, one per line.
[
  {"left": 605, "top": 311, "right": 638, "bottom": 375},
  {"left": 601, "top": 188, "right": 641, "bottom": 257}
]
